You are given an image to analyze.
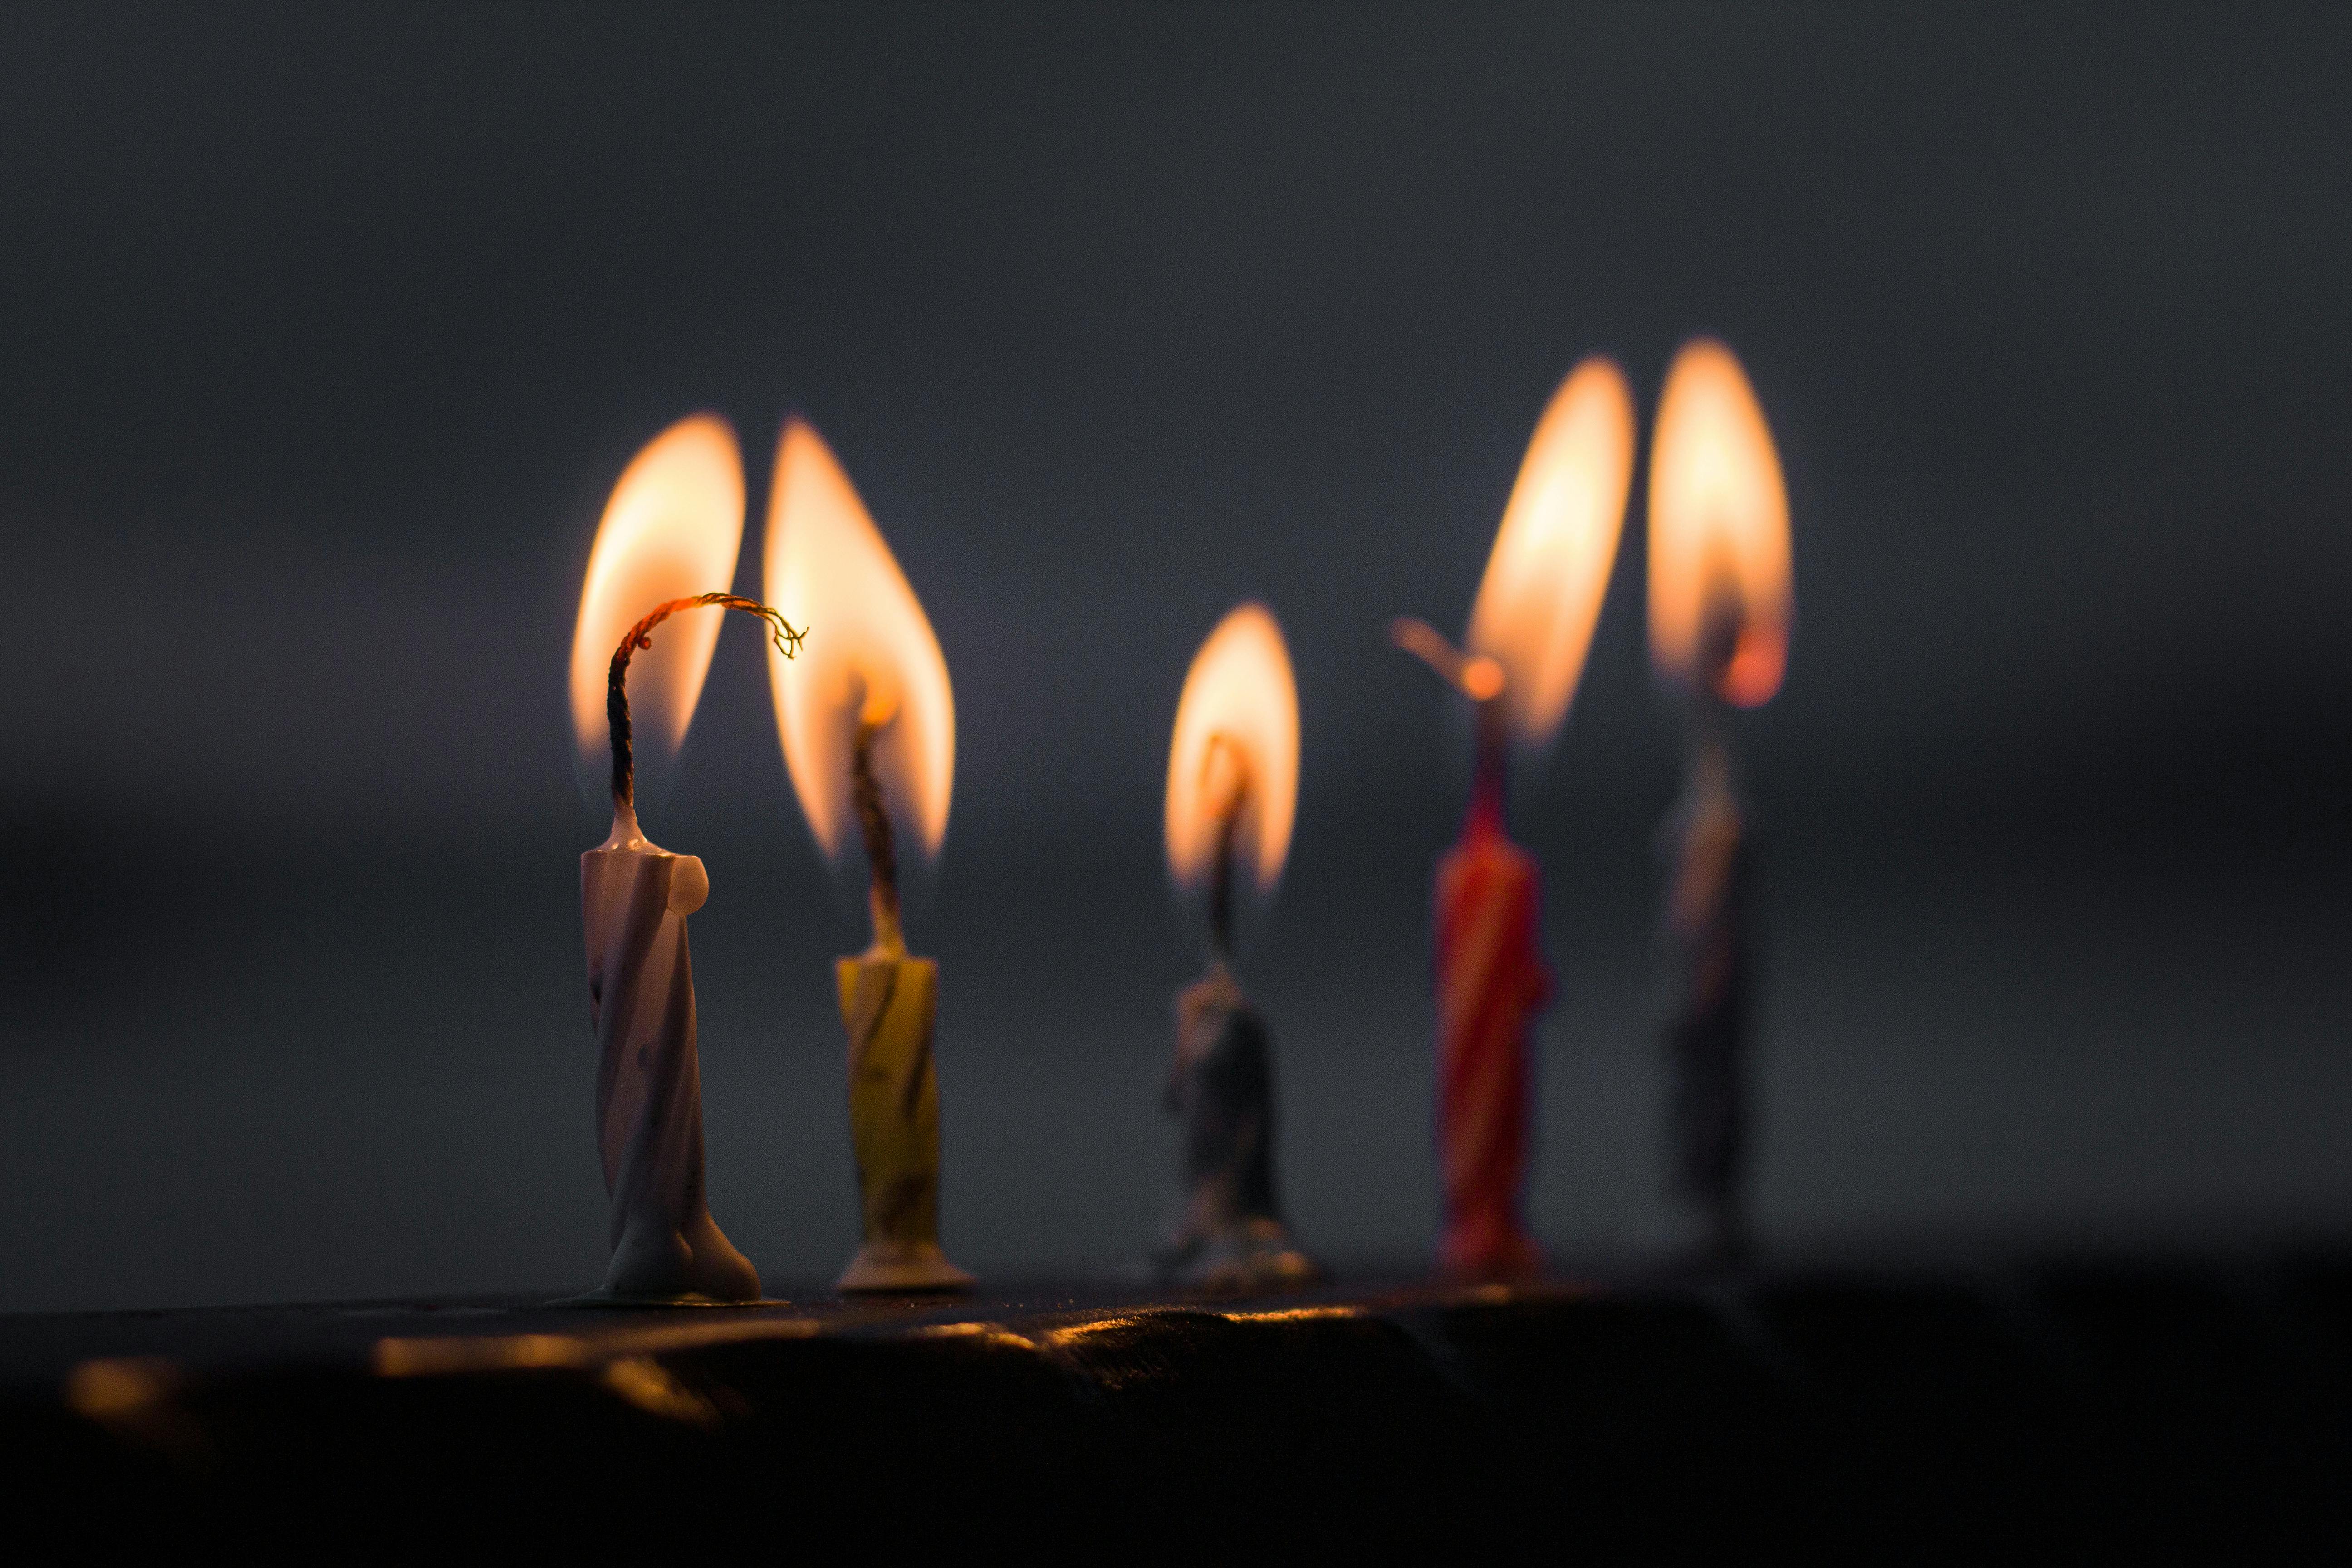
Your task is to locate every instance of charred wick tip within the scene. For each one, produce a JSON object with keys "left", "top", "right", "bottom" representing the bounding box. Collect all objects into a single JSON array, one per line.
[
  {"left": 607, "top": 592, "right": 806, "bottom": 813},
  {"left": 1392, "top": 615, "right": 1509, "bottom": 706}
]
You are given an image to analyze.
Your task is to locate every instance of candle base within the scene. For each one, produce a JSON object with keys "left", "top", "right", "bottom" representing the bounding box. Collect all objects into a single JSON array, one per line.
[
  {"left": 836, "top": 1239, "right": 975, "bottom": 1294},
  {"left": 1437, "top": 1213, "right": 1544, "bottom": 1283},
  {"left": 1155, "top": 1218, "right": 1319, "bottom": 1295},
  {"left": 835, "top": 950, "right": 973, "bottom": 1294},
  {"left": 1661, "top": 740, "right": 1753, "bottom": 1269}
]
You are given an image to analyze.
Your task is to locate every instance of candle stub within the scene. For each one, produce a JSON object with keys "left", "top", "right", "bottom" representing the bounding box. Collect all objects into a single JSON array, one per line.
[
  {"left": 1433, "top": 802, "right": 1551, "bottom": 1278},
  {"left": 580, "top": 803, "right": 760, "bottom": 1302},
  {"left": 1658, "top": 598, "right": 1758, "bottom": 1261},
  {"left": 831, "top": 711, "right": 970, "bottom": 1293},
  {"left": 1156, "top": 962, "right": 1316, "bottom": 1292},
  {"left": 834, "top": 947, "right": 972, "bottom": 1292}
]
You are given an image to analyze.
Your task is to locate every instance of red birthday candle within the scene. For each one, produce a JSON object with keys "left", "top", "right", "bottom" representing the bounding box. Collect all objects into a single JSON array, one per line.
[
  {"left": 1392, "top": 356, "right": 1634, "bottom": 1279},
  {"left": 1433, "top": 737, "right": 1553, "bottom": 1275}
]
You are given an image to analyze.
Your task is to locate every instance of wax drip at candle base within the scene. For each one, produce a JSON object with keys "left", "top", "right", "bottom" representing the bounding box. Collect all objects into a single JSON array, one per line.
[
  {"left": 1155, "top": 748, "right": 1318, "bottom": 1294},
  {"left": 1393, "top": 619, "right": 1551, "bottom": 1281},
  {"left": 1659, "top": 591, "right": 1755, "bottom": 1266},
  {"left": 834, "top": 695, "right": 970, "bottom": 1293},
  {"left": 572, "top": 592, "right": 801, "bottom": 1306}
]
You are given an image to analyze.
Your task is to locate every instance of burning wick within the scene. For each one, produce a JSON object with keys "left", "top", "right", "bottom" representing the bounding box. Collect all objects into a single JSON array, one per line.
[
  {"left": 1200, "top": 735, "right": 1249, "bottom": 960},
  {"left": 848, "top": 686, "right": 904, "bottom": 957},
  {"left": 1392, "top": 616, "right": 1510, "bottom": 813},
  {"left": 578, "top": 590, "right": 802, "bottom": 1304},
  {"left": 1391, "top": 615, "right": 1553, "bottom": 1281}
]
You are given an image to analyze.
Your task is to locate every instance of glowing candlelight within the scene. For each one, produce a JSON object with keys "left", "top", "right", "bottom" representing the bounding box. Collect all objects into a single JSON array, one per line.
[
  {"left": 570, "top": 416, "right": 748, "bottom": 787},
  {"left": 1646, "top": 338, "right": 1792, "bottom": 1260},
  {"left": 1392, "top": 356, "right": 1634, "bottom": 1279},
  {"left": 568, "top": 415, "right": 804, "bottom": 1303},
  {"left": 763, "top": 417, "right": 970, "bottom": 1293},
  {"left": 1156, "top": 603, "right": 1315, "bottom": 1290},
  {"left": 1647, "top": 338, "right": 1792, "bottom": 709},
  {"left": 1466, "top": 356, "right": 1639, "bottom": 747}
]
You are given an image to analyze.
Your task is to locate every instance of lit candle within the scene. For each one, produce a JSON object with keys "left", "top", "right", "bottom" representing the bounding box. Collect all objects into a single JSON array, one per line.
[
  {"left": 763, "top": 418, "right": 970, "bottom": 1294},
  {"left": 1158, "top": 603, "right": 1315, "bottom": 1290},
  {"left": 568, "top": 416, "right": 805, "bottom": 1303},
  {"left": 1645, "top": 338, "right": 1792, "bottom": 1262},
  {"left": 1392, "top": 357, "right": 1635, "bottom": 1279}
]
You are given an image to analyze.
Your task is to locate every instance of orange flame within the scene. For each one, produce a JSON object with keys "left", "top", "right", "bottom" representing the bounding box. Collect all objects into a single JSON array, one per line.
[
  {"left": 764, "top": 419, "right": 954, "bottom": 862},
  {"left": 568, "top": 415, "right": 746, "bottom": 767},
  {"left": 1165, "top": 603, "right": 1298, "bottom": 896},
  {"left": 1647, "top": 339, "right": 1793, "bottom": 706},
  {"left": 1464, "top": 357, "right": 1636, "bottom": 746}
]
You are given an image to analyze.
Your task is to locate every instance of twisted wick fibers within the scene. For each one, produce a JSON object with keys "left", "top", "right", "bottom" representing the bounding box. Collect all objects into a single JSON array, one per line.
[
  {"left": 850, "top": 715, "right": 899, "bottom": 925},
  {"left": 608, "top": 593, "right": 805, "bottom": 809}
]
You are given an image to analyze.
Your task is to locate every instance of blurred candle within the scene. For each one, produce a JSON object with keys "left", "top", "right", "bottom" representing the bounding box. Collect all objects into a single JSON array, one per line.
[
  {"left": 1158, "top": 603, "right": 1315, "bottom": 1290},
  {"left": 568, "top": 416, "right": 804, "bottom": 1303},
  {"left": 1646, "top": 338, "right": 1791, "bottom": 1261},
  {"left": 764, "top": 417, "right": 970, "bottom": 1293},
  {"left": 1393, "top": 357, "right": 1633, "bottom": 1279}
]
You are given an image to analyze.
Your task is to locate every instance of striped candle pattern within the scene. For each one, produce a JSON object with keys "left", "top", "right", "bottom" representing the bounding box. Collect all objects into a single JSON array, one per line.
[{"left": 1432, "top": 801, "right": 1552, "bottom": 1278}]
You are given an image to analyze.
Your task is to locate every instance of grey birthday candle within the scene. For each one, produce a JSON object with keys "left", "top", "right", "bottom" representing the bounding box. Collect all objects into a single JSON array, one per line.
[
  {"left": 1657, "top": 601, "right": 1756, "bottom": 1262},
  {"left": 1155, "top": 604, "right": 1315, "bottom": 1292},
  {"left": 1644, "top": 338, "right": 1793, "bottom": 1264}
]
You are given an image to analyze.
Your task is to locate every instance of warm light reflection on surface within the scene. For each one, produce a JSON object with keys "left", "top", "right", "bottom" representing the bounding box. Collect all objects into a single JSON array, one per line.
[
  {"left": 1043, "top": 1314, "right": 1155, "bottom": 1345},
  {"left": 1165, "top": 603, "right": 1299, "bottom": 895},
  {"left": 568, "top": 416, "right": 747, "bottom": 765},
  {"left": 1465, "top": 357, "right": 1635, "bottom": 745},
  {"left": 1647, "top": 339, "right": 1793, "bottom": 706},
  {"left": 1220, "top": 1305, "right": 1364, "bottom": 1324},
  {"left": 371, "top": 1320, "right": 822, "bottom": 1378},
  {"left": 64, "top": 1357, "right": 178, "bottom": 1418},
  {"left": 764, "top": 419, "right": 955, "bottom": 861},
  {"left": 600, "top": 1357, "right": 721, "bottom": 1425},
  {"left": 913, "top": 1322, "right": 1042, "bottom": 1352},
  {"left": 375, "top": 1333, "right": 592, "bottom": 1376}
]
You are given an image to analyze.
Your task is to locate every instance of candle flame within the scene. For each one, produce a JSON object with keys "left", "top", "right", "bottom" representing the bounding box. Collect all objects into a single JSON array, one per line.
[
  {"left": 1166, "top": 603, "right": 1299, "bottom": 896},
  {"left": 1464, "top": 357, "right": 1636, "bottom": 746},
  {"left": 1647, "top": 338, "right": 1793, "bottom": 706},
  {"left": 568, "top": 415, "right": 746, "bottom": 769},
  {"left": 764, "top": 418, "right": 954, "bottom": 862}
]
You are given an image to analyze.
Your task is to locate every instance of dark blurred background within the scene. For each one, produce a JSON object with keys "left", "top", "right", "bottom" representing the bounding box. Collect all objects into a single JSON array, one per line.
[{"left": 3, "top": 3, "right": 2347, "bottom": 1312}]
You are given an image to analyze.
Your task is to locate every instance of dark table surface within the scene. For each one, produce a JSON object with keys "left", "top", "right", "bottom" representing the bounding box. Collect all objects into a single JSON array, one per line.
[{"left": 9, "top": 1247, "right": 2349, "bottom": 1553}]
